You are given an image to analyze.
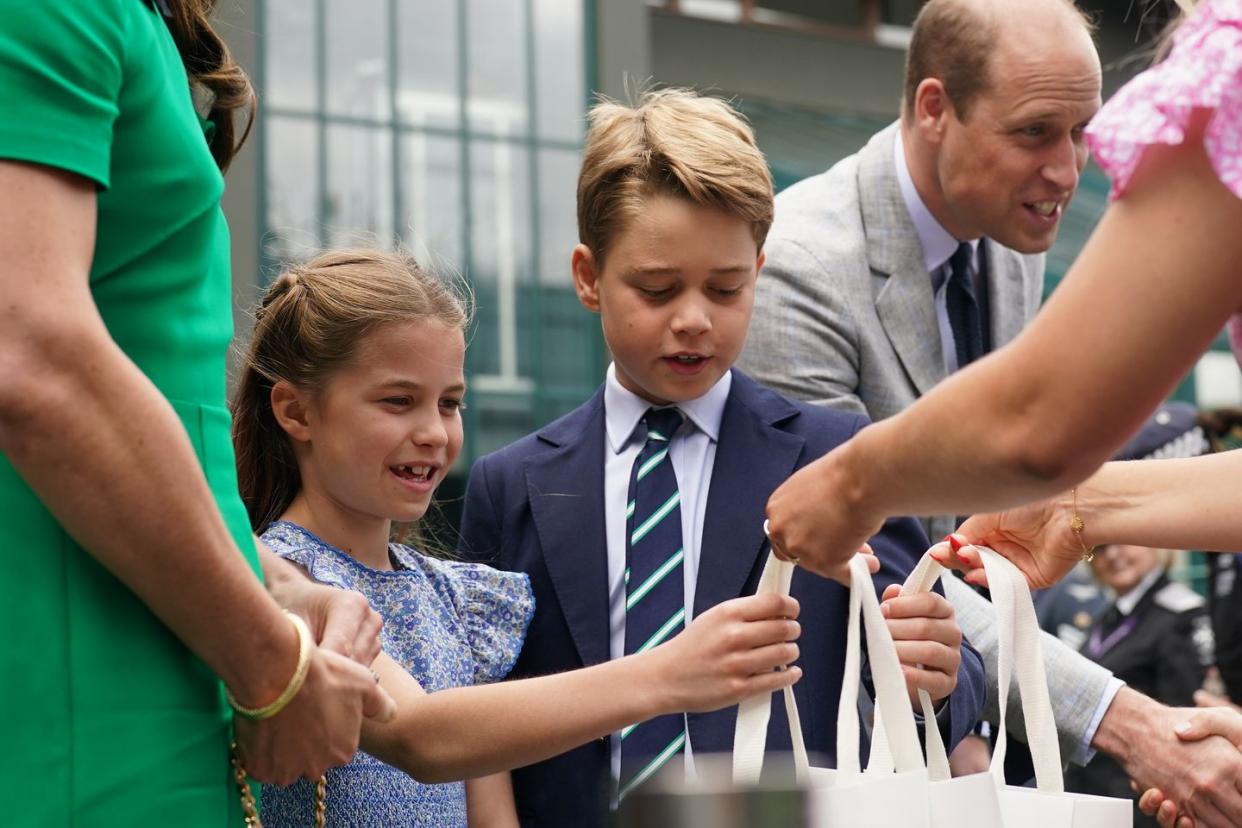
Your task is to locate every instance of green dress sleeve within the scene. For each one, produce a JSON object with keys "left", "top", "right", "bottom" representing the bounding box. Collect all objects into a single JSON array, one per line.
[{"left": 0, "top": 0, "right": 126, "bottom": 186}]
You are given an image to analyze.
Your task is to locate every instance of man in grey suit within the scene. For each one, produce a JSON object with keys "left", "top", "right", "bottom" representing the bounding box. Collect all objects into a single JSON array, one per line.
[{"left": 740, "top": 0, "right": 1242, "bottom": 820}]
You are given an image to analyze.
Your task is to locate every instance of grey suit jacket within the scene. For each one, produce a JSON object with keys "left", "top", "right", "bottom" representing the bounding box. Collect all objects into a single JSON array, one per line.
[{"left": 738, "top": 122, "right": 1114, "bottom": 765}]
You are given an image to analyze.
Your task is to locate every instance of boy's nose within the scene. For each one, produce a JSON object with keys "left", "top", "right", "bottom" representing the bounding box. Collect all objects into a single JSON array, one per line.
[{"left": 671, "top": 301, "right": 711, "bottom": 335}]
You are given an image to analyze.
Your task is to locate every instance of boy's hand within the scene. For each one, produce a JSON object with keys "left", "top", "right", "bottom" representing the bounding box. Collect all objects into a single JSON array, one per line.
[{"left": 880, "top": 584, "right": 961, "bottom": 708}]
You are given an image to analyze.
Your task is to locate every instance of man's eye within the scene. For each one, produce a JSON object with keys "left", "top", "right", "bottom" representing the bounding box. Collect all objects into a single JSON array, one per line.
[
  {"left": 383, "top": 396, "right": 412, "bottom": 406},
  {"left": 1021, "top": 125, "right": 1047, "bottom": 138}
]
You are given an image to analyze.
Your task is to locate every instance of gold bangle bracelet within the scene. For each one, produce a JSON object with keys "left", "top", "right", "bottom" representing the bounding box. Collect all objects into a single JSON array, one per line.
[
  {"left": 226, "top": 610, "right": 314, "bottom": 721},
  {"left": 1070, "top": 486, "right": 1097, "bottom": 564}
]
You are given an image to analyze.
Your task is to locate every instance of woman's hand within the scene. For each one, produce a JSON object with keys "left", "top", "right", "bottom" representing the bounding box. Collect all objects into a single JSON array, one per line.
[
  {"left": 259, "top": 543, "right": 385, "bottom": 666},
  {"left": 234, "top": 647, "right": 397, "bottom": 785},
  {"left": 880, "top": 585, "right": 962, "bottom": 707},
  {"left": 765, "top": 449, "right": 883, "bottom": 584},
  {"left": 648, "top": 592, "right": 802, "bottom": 714},
  {"left": 933, "top": 494, "right": 1082, "bottom": 589}
]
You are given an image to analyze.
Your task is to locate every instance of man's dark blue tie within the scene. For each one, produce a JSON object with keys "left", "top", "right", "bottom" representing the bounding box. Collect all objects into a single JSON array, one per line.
[
  {"left": 946, "top": 241, "right": 983, "bottom": 369},
  {"left": 618, "top": 407, "right": 687, "bottom": 800}
]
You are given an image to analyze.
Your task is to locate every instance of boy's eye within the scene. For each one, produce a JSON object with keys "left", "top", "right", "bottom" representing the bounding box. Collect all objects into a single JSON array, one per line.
[
  {"left": 638, "top": 286, "right": 674, "bottom": 299},
  {"left": 440, "top": 398, "right": 465, "bottom": 413},
  {"left": 712, "top": 285, "right": 744, "bottom": 297},
  {"left": 382, "top": 396, "right": 412, "bottom": 407}
]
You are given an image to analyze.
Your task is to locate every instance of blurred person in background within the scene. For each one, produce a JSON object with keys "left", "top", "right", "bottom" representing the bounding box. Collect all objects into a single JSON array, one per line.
[{"left": 1066, "top": 541, "right": 1215, "bottom": 826}]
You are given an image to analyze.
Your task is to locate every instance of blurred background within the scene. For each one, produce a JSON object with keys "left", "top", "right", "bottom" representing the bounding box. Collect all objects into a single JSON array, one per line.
[{"left": 212, "top": 0, "right": 1242, "bottom": 522}]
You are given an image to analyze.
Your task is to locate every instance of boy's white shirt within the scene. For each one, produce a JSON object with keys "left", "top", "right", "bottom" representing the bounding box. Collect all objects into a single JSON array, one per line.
[{"left": 603, "top": 362, "right": 732, "bottom": 782}]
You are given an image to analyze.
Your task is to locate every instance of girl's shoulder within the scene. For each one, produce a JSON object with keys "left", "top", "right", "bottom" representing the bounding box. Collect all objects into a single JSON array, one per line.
[
  {"left": 261, "top": 521, "right": 366, "bottom": 592},
  {"left": 392, "top": 545, "right": 535, "bottom": 684}
]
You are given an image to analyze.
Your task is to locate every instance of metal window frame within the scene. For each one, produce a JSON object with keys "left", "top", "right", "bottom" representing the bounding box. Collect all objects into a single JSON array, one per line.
[{"left": 254, "top": 0, "right": 604, "bottom": 468}]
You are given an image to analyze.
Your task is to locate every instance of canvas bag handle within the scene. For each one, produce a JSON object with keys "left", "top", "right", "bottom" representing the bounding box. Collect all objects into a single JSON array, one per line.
[{"left": 733, "top": 552, "right": 924, "bottom": 784}]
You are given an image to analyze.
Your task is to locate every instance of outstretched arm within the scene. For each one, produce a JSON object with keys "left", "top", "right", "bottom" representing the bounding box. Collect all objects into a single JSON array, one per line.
[
  {"left": 361, "top": 592, "right": 801, "bottom": 783},
  {"left": 766, "top": 109, "right": 1242, "bottom": 582}
]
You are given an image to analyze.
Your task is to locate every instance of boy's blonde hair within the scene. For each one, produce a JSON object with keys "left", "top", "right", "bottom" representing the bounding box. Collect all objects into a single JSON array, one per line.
[{"left": 577, "top": 87, "right": 774, "bottom": 264}]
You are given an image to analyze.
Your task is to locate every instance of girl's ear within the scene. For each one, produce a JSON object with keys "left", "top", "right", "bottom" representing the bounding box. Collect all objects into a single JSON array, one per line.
[{"left": 270, "top": 380, "right": 313, "bottom": 443}]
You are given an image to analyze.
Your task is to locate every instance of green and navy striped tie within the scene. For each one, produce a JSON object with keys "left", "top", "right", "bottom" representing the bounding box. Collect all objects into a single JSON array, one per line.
[{"left": 618, "top": 407, "right": 687, "bottom": 799}]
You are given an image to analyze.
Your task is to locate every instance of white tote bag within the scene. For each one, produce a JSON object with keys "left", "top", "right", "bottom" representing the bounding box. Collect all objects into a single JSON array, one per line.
[
  {"left": 734, "top": 552, "right": 1000, "bottom": 827},
  {"left": 937, "top": 542, "right": 1133, "bottom": 828}
]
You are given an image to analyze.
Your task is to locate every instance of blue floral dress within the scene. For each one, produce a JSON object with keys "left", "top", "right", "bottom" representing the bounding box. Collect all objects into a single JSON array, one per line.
[{"left": 259, "top": 521, "right": 534, "bottom": 827}]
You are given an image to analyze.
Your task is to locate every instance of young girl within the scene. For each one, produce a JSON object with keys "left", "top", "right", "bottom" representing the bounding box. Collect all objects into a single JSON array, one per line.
[{"left": 231, "top": 249, "right": 803, "bottom": 826}]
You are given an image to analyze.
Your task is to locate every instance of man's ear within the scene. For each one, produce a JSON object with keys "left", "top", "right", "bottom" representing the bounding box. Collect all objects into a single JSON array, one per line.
[
  {"left": 755, "top": 249, "right": 766, "bottom": 275},
  {"left": 913, "top": 77, "right": 952, "bottom": 144},
  {"left": 270, "top": 380, "right": 313, "bottom": 444},
  {"left": 571, "top": 243, "right": 602, "bottom": 313}
]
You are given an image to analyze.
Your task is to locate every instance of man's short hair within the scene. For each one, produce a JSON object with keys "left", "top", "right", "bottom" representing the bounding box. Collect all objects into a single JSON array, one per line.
[
  {"left": 903, "top": 0, "right": 1095, "bottom": 121},
  {"left": 577, "top": 87, "right": 774, "bottom": 265}
]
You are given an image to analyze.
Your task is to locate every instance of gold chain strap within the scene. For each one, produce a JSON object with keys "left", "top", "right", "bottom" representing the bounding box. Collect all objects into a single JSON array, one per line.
[{"left": 231, "top": 742, "right": 326, "bottom": 828}]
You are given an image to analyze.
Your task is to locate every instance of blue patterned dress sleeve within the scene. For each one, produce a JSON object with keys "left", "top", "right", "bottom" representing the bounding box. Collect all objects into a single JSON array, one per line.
[{"left": 416, "top": 555, "right": 535, "bottom": 685}]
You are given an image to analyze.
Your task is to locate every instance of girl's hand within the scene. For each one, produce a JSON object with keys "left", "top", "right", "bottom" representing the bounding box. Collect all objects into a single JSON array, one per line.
[
  {"left": 235, "top": 646, "right": 397, "bottom": 785},
  {"left": 935, "top": 494, "right": 1082, "bottom": 589},
  {"left": 649, "top": 592, "right": 802, "bottom": 714},
  {"left": 880, "top": 585, "right": 961, "bottom": 707},
  {"left": 765, "top": 450, "right": 884, "bottom": 584}
]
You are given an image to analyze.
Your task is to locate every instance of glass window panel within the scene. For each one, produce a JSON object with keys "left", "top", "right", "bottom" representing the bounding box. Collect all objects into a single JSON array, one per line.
[
  {"left": 325, "top": 0, "right": 391, "bottom": 120},
  {"left": 402, "top": 134, "right": 464, "bottom": 273},
  {"left": 473, "top": 396, "right": 538, "bottom": 458},
  {"left": 466, "top": 0, "right": 529, "bottom": 137},
  {"left": 536, "top": 148, "right": 579, "bottom": 287},
  {"left": 325, "top": 125, "right": 394, "bottom": 247},
  {"left": 264, "top": 0, "right": 317, "bottom": 110},
  {"left": 534, "top": 0, "right": 585, "bottom": 140},
  {"left": 264, "top": 116, "right": 321, "bottom": 262},
  {"left": 397, "top": 0, "right": 461, "bottom": 129},
  {"left": 469, "top": 139, "right": 532, "bottom": 383}
]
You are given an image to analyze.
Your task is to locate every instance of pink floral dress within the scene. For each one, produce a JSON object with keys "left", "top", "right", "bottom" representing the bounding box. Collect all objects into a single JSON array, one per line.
[{"left": 1084, "top": 0, "right": 1242, "bottom": 366}]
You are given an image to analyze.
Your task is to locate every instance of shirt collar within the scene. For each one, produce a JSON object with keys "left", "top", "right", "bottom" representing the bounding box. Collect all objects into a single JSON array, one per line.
[
  {"left": 604, "top": 363, "right": 731, "bottom": 453},
  {"left": 1116, "top": 568, "right": 1164, "bottom": 616},
  {"left": 894, "top": 130, "right": 980, "bottom": 274}
]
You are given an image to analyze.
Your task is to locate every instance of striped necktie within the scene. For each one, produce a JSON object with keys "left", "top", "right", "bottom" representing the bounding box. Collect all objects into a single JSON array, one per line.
[{"left": 618, "top": 407, "right": 687, "bottom": 799}]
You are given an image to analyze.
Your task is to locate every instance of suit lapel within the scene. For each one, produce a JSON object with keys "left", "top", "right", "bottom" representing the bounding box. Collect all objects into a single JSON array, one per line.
[
  {"left": 688, "top": 373, "right": 806, "bottom": 752},
  {"left": 858, "top": 123, "right": 946, "bottom": 397},
  {"left": 524, "top": 392, "right": 611, "bottom": 668},
  {"left": 985, "top": 239, "right": 1036, "bottom": 350}
]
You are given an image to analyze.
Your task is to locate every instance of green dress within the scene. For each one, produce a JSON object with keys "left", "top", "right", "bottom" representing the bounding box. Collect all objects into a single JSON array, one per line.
[{"left": 0, "top": 1, "right": 259, "bottom": 823}]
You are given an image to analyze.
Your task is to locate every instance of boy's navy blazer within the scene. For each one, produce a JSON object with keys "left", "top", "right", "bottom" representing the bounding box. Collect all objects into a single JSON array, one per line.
[{"left": 459, "top": 370, "right": 985, "bottom": 828}]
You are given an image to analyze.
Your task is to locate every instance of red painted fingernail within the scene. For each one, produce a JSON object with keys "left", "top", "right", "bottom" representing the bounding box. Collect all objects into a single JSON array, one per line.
[{"left": 946, "top": 535, "right": 963, "bottom": 552}]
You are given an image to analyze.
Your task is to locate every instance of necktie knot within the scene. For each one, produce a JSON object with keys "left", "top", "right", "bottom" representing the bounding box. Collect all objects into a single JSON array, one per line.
[{"left": 643, "top": 407, "right": 685, "bottom": 445}]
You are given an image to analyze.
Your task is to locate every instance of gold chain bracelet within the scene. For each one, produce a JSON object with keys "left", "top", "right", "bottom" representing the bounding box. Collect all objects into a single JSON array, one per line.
[
  {"left": 231, "top": 742, "right": 326, "bottom": 828},
  {"left": 1070, "top": 486, "right": 1096, "bottom": 563}
]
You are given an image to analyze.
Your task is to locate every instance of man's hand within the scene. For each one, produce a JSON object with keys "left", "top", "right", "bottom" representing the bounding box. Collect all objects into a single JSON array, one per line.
[
  {"left": 259, "top": 542, "right": 384, "bottom": 665},
  {"left": 880, "top": 584, "right": 962, "bottom": 707},
  {"left": 1093, "top": 688, "right": 1242, "bottom": 828}
]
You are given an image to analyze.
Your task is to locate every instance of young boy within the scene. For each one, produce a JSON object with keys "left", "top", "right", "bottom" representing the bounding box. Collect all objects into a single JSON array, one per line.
[{"left": 459, "top": 88, "right": 985, "bottom": 826}]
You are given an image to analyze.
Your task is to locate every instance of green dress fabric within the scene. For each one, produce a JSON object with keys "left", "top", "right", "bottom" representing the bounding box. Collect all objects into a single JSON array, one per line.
[{"left": 0, "top": 1, "right": 259, "bottom": 823}]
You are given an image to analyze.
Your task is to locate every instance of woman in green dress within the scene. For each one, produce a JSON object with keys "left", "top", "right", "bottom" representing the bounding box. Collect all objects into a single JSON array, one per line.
[{"left": 0, "top": 1, "right": 391, "bottom": 823}]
